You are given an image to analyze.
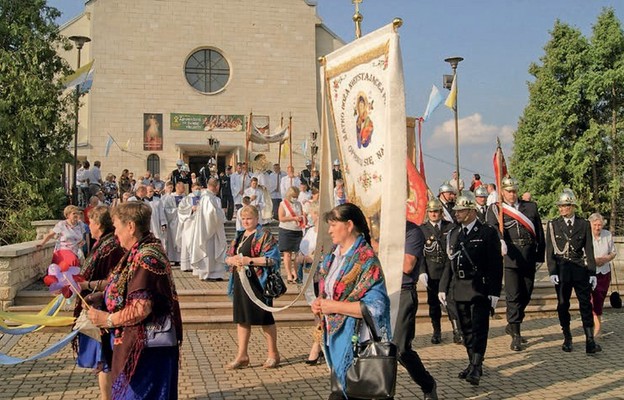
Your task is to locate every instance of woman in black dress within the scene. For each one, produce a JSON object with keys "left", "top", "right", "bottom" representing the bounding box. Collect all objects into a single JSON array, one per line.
[{"left": 225, "top": 205, "right": 282, "bottom": 369}]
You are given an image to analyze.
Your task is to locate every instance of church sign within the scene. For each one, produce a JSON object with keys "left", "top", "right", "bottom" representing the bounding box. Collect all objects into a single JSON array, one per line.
[{"left": 170, "top": 113, "right": 245, "bottom": 132}]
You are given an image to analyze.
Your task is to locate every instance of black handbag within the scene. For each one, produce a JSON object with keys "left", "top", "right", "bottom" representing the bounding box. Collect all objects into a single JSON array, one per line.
[
  {"left": 331, "top": 303, "right": 397, "bottom": 399},
  {"left": 263, "top": 258, "right": 287, "bottom": 298},
  {"left": 610, "top": 263, "right": 621, "bottom": 309}
]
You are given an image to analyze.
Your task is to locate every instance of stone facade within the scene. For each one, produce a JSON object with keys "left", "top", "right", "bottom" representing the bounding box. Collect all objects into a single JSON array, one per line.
[{"left": 59, "top": 0, "right": 343, "bottom": 181}]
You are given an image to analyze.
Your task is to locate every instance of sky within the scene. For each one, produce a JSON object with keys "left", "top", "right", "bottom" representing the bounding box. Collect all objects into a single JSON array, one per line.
[{"left": 49, "top": 0, "right": 624, "bottom": 189}]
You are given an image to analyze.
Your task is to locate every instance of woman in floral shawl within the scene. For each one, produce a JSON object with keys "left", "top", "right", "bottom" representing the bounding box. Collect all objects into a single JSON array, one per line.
[
  {"left": 225, "top": 205, "right": 282, "bottom": 370},
  {"left": 74, "top": 206, "right": 124, "bottom": 400},
  {"left": 311, "top": 203, "right": 391, "bottom": 400},
  {"left": 88, "top": 201, "right": 182, "bottom": 399}
]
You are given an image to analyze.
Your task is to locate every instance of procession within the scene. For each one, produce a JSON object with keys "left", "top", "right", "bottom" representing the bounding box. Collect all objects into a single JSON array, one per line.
[{"left": 2, "top": 1, "right": 624, "bottom": 400}]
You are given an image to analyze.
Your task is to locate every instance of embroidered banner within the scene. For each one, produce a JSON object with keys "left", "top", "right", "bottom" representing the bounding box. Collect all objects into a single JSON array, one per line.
[{"left": 320, "top": 22, "right": 407, "bottom": 328}]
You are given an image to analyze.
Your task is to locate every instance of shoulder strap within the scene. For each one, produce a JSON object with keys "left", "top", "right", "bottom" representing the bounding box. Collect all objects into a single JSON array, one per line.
[{"left": 360, "top": 302, "right": 381, "bottom": 342}]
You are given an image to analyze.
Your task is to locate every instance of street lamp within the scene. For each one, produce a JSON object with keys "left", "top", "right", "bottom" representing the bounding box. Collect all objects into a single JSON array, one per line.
[
  {"left": 68, "top": 35, "right": 91, "bottom": 206},
  {"left": 444, "top": 56, "right": 463, "bottom": 195}
]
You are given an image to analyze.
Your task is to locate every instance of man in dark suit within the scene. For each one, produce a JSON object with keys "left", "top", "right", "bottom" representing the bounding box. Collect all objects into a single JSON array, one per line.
[
  {"left": 438, "top": 182, "right": 457, "bottom": 223},
  {"left": 474, "top": 186, "right": 489, "bottom": 223},
  {"left": 440, "top": 193, "right": 503, "bottom": 386},
  {"left": 419, "top": 199, "right": 460, "bottom": 344},
  {"left": 219, "top": 166, "right": 234, "bottom": 220},
  {"left": 486, "top": 177, "right": 545, "bottom": 351},
  {"left": 546, "top": 189, "right": 601, "bottom": 354}
]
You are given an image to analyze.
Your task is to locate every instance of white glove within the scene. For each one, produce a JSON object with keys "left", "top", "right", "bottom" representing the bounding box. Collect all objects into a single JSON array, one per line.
[
  {"left": 489, "top": 295, "right": 499, "bottom": 309},
  {"left": 418, "top": 273, "right": 429, "bottom": 288},
  {"left": 589, "top": 276, "right": 597, "bottom": 290},
  {"left": 438, "top": 292, "right": 447, "bottom": 307},
  {"left": 550, "top": 275, "right": 559, "bottom": 285},
  {"left": 500, "top": 240, "right": 508, "bottom": 256}
]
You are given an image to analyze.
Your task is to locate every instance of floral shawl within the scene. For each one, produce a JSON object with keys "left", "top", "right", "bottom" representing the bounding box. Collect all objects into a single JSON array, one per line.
[
  {"left": 226, "top": 224, "right": 281, "bottom": 297},
  {"left": 319, "top": 235, "right": 391, "bottom": 394},
  {"left": 104, "top": 234, "right": 182, "bottom": 393}
]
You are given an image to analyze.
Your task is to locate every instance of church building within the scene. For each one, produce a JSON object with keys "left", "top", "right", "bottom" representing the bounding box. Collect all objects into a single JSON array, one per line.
[{"left": 59, "top": 0, "right": 343, "bottom": 179}]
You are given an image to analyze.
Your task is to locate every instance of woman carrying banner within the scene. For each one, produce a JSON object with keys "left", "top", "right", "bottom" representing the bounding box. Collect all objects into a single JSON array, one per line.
[
  {"left": 87, "top": 201, "right": 182, "bottom": 399},
  {"left": 311, "top": 203, "right": 391, "bottom": 399},
  {"left": 74, "top": 205, "right": 124, "bottom": 400},
  {"left": 224, "top": 205, "right": 282, "bottom": 369}
]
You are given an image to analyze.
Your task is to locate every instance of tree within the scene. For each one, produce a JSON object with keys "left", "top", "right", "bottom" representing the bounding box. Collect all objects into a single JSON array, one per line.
[
  {"left": 585, "top": 8, "right": 624, "bottom": 232},
  {"left": 0, "top": 0, "right": 75, "bottom": 245},
  {"left": 511, "top": 21, "right": 592, "bottom": 218}
]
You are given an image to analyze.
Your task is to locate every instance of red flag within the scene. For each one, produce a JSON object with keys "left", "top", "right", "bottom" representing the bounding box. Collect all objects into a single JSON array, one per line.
[
  {"left": 406, "top": 158, "right": 428, "bottom": 225},
  {"left": 493, "top": 145, "right": 508, "bottom": 186}
]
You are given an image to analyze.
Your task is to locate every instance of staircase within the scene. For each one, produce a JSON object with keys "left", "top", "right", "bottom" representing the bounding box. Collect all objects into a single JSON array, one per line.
[{"left": 7, "top": 220, "right": 620, "bottom": 330}]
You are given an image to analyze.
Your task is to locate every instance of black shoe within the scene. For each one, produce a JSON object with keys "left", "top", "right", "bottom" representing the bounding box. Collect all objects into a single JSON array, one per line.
[
  {"left": 465, "top": 353, "right": 484, "bottom": 386},
  {"left": 510, "top": 323, "right": 522, "bottom": 351},
  {"left": 458, "top": 363, "right": 472, "bottom": 379},
  {"left": 453, "top": 329, "right": 464, "bottom": 345},
  {"left": 305, "top": 353, "right": 323, "bottom": 365},
  {"left": 506, "top": 323, "right": 528, "bottom": 343},
  {"left": 584, "top": 327, "right": 602, "bottom": 354},
  {"left": 431, "top": 331, "right": 442, "bottom": 344},
  {"left": 424, "top": 380, "right": 438, "bottom": 400}
]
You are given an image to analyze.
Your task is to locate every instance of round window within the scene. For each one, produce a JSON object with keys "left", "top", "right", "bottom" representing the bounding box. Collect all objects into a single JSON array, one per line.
[{"left": 184, "top": 49, "right": 230, "bottom": 94}]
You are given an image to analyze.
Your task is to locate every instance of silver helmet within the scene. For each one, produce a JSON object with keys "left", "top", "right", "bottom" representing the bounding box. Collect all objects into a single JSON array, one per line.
[
  {"left": 556, "top": 188, "right": 577, "bottom": 206},
  {"left": 426, "top": 198, "right": 443, "bottom": 211},
  {"left": 453, "top": 192, "right": 477, "bottom": 211},
  {"left": 438, "top": 182, "right": 457, "bottom": 195},
  {"left": 474, "top": 186, "right": 488, "bottom": 198}
]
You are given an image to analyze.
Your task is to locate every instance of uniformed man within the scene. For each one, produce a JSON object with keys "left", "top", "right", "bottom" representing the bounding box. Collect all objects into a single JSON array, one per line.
[
  {"left": 485, "top": 177, "right": 545, "bottom": 351},
  {"left": 332, "top": 159, "right": 342, "bottom": 186},
  {"left": 439, "top": 193, "right": 503, "bottom": 386},
  {"left": 300, "top": 160, "right": 312, "bottom": 187},
  {"left": 419, "top": 199, "right": 461, "bottom": 344},
  {"left": 438, "top": 182, "right": 457, "bottom": 223},
  {"left": 474, "top": 186, "right": 489, "bottom": 223},
  {"left": 546, "top": 189, "right": 601, "bottom": 354}
]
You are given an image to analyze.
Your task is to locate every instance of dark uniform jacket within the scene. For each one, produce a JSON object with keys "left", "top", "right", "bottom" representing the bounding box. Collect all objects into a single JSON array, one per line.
[
  {"left": 486, "top": 200, "right": 545, "bottom": 269},
  {"left": 440, "top": 199, "right": 456, "bottom": 223},
  {"left": 476, "top": 204, "right": 488, "bottom": 224},
  {"left": 546, "top": 216, "right": 596, "bottom": 281},
  {"left": 440, "top": 220, "right": 503, "bottom": 302},
  {"left": 300, "top": 168, "right": 312, "bottom": 187},
  {"left": 419, "top": 220, "right": 454, "bottom": 280},
  {"left": 220, "top": 174, "right": 232, "bottom": 198}
]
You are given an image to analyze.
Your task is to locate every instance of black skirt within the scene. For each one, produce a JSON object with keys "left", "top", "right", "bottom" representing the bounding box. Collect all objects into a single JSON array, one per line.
[
  {"left": 278, "top": 228, "right": 303, "bottom": 252},
  {"left": 232, "top": 232, "right": 275, "bottom": 326}
]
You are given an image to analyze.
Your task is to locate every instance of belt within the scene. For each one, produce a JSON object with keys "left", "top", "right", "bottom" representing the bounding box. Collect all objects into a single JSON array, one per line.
[
  {"left": 455, "top": 268, "right": 476, "bottom": 280},
  {"left": 510, "top": 239, "right": 534, "bottom": 247}
]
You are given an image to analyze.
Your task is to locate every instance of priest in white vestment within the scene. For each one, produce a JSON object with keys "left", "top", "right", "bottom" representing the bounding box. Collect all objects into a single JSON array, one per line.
[
  {"left": 145, "top": 185, "right": 167, "bottom": 250},
  {"left": 244, "top": 177, "right": 267, "bottom": 224},
  {"left": 161, "top": 181, "right": 185, "bottom": 265},
  {"left": 190, "top": 178, "right": 227, "bottom": 281},
  {"left": 177, "top": 183, "right": 202, "bottom": 272}
]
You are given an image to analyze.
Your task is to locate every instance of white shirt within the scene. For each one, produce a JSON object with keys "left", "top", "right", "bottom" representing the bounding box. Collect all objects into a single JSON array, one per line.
[
  {"left": 280, "top": 175, "right": 301, "bottom": 199},
  {"left": 91, "top": 166, "right": 102, "bottom": 184},
  {"left": 593, "top": 229, "right": 616, "bottom": 275},
  {"left": 486, "top": 191, "right": 498, "bottom": 206}
]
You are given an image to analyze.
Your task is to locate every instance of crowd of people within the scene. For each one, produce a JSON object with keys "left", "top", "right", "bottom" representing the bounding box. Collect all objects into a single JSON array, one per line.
[{"left": 40, "top": 158, "right": 618, "bottom": 400}]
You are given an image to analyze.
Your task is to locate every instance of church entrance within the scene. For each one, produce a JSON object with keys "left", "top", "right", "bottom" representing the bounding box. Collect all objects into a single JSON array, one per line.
[{"left": 188, "top": 155, "right": 227, "bottom": 176}]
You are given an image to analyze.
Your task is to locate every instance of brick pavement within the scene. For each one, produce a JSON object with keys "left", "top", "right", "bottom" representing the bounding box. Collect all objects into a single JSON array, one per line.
[{"left": 1, "top": 309, "right": 623, "bottom": 399}]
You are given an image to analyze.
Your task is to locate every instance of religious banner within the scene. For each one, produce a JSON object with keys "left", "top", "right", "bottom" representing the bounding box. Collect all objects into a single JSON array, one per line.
[
  {"left": 250, "top": 115, "right": 270, "bottom": 152},
  {"left": 144, "top": 113, "right": 163, "bottom": 151},
  {"left": 320, "top": 22, "right": 407, "bottom": 327},
  {"left": 170, "top": 113, "right": 245, "bottom": 132}
]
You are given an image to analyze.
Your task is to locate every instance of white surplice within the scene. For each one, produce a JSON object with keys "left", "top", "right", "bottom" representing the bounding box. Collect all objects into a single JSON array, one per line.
[
  {"left": 161, "top": 193, "right": 184, "bottom": 262},
  {"left": 177, "top": 193, "right": 200, "bottom": 272},
  {"left": 190, "top": 191, "right": 227, "bottom": 280}
]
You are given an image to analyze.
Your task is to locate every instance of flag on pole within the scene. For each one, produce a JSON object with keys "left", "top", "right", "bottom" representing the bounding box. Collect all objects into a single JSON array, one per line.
[
  {"left": 62, "top": 60, "right": 95, "bottom": 92},
  {"left": 280, "top": 139, "right": 290, "bottom": 161},
  {"left": 444, "top": 75, "right": 457, "bottom": 110},
  {"left": 104, "top": 135, "right": 113, "bottom": 157},
  {"left": 492, "top": 139, "right": 508, "bottom": 186},
  {"left": 422, "top": 85, "right": 444, "bottom": 121}
]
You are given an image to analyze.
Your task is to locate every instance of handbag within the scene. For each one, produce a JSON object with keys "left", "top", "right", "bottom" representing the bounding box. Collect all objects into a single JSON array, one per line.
[
  {"left": 145, "top": 315, "right": 177, "bottom": 347},
  {"left": 610, "top": 262, "right": 622, "bottom": 309},
  {"left": 331, "top": 303, "right": 397, "bottom": 399},
  {"left": 263, "top": 264, "right": 287, "bottom": 298}
]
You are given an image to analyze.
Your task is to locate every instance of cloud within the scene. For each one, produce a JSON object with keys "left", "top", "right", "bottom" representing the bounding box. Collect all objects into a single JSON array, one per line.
[{"left": 427, "top": 113, "right": 514, "bottom": 148}]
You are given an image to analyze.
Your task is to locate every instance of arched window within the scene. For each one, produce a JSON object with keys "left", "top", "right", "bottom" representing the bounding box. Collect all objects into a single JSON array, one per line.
[
  {"left": 184, "top": 48, "right": 230, "bottom": 94},
  {"left": 147, "top": 154, "right": 160, "bottom": 176}
]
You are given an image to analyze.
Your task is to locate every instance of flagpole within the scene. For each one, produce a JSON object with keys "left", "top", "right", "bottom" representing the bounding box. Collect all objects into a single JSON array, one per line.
[
  {"left": 278, "top": 114, "right": 283, "bottom": 167},
  {"left": 288, "top": 114, "right": 293, "bottom": 167},
  {"left": 244, "top": 112, "right": 252, "bottom": 189},
  {"left": 496, "top": 137, "right": 504, "bottom": 234},
  {"left": 352, "top": 0, "right": 363, "bottom": 39}
]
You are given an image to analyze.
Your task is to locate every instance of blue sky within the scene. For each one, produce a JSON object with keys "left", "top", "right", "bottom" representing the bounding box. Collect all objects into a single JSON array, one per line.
[{"left": 50, "top": 0, "right": 624, "bottom": 189}]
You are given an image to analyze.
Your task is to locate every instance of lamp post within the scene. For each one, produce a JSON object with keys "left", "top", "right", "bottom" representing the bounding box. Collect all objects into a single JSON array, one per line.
[
  {"left": 68, "top": 35, "right": 91, "bottom": 206},
  {"left": 443, "top": 56, "right": 463, "bottom": 195},
  {"left": 310, "top": 130, "right": 318, "bottom": 170}
]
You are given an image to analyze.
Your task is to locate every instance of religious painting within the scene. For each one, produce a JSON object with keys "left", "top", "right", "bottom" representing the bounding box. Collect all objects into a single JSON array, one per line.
[
  {"left": 144, "top": 113, "right": 163, "bottom": 151},
  {"left": 251, "top": 115, "right": 270, "bottom": 152},
  {"left": 170, "top": 113, "right": 245, "bottom": 132}
]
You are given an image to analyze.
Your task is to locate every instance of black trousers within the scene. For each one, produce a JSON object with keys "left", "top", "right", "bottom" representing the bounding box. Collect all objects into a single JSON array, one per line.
[
  {"left": 457, "top": 297, "right": 490, "bottom": 356},
  {"left": 427, "top": 278, "right": 459, "bottom": 325},
  {"left": 221, "top": 195, "right": 234, "bottom": 220},
  {"left": 272, "top": 198, "right": 281, "bottom": 221},
  {"left": 556, "top": 277, "right": 594, "bottom": 328},
  {"left": 393, "top": 287, "right": 435, "bottom": 393},
  {"left": 505, "top": 266, "right": 536, "bottom": 324}
]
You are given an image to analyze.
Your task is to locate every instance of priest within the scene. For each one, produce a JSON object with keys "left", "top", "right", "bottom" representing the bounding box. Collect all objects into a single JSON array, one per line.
[{"left": 177, "top": 183, "right": 202, "bottom": 272}]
